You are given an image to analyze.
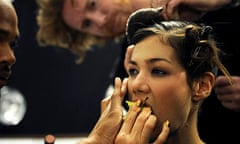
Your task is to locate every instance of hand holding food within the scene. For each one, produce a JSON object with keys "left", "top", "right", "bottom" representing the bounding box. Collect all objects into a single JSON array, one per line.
[{"left": 115, "top": 98, "right": 170, "bottom": 144}]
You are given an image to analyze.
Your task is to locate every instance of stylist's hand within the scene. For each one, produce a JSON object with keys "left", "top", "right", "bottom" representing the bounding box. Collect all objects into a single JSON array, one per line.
[
  {"left": 115, "top": 103, "right": 170, "bottom": 144},
  {"left": 79, "top": 77, "right": 128, "bottom": 144},
  {"left": 160, "top": 0, "right": 231, "bottom": 21},
  {"left": 214, "top": 76, "right": 240, "bottom": 112}
]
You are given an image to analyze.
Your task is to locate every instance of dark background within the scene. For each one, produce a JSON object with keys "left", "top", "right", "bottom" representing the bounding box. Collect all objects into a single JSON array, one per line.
[
  {"left": 0, "top": 0, "right": 120, "bottom": 136},
  {"left": 1, "top": 1, "right": 240, "bottom": 143}
]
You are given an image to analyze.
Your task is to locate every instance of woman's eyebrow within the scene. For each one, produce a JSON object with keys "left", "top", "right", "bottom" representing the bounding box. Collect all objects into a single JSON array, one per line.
[
  {"left": 129, "top": 58, "right": 172, "bottom": 65},
  {"left": 148, "top": 58, "right": 172, "bottom": 64}
]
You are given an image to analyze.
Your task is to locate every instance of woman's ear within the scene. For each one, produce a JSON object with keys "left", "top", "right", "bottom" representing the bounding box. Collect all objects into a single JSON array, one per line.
[{"left": 192, "top": 72, "right": 215, "bottom": 102}]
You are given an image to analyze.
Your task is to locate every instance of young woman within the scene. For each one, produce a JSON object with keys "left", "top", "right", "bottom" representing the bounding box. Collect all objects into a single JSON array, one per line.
[{"left": 79, "top": 8, "right": 231, "bottom": 144}]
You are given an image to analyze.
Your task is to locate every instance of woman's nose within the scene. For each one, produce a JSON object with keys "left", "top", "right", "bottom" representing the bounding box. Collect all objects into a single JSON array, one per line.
[{"left": 132, "top": 74, "right": 150, "bottom": 94}]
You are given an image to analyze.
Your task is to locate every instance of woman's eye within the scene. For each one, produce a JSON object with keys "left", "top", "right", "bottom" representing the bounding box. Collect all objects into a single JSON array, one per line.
[
  {"left": 152, "top": 69, "right": 166, "bottom": 76},
  {"left": 128, "top": 68, "right": 138, "bottom": 76}
]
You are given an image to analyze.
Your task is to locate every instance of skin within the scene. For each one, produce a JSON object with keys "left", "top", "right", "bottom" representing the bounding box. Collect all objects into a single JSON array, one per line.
[
  {"left": 215, "top": 76, "right": 240, "bottom": 112},
  {"left": 61, "top": 0, "right": 231, "bottom": 37},
  {"left": 161, "top": 0, "right": 231, "bottom": 20},
  {"left": 80, "top": 77, "right": 170, "bottom": 144},
  {"left": 61, "top": 0, "right": 167, "bottom": 37},
  {"left": 160, "top": 0, "right": 240, "bottom": 112},
  {"left": 1, "top": 1, "right": 168, "bottom": 144},
  {"left": 0, "top": 0, "right": 18, "bottom": 89},
  {"left": 117, "top": 35, "right": 214, "bottom": 143}
]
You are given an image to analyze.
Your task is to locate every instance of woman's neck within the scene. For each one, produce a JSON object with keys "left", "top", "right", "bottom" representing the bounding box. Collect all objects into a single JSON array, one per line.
[{"left": 166, "top": 111, "right": 205, "bottom": 144}]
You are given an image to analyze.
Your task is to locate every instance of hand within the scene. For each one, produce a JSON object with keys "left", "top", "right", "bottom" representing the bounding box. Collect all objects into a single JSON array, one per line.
[
  {"left": 214, "top": 75, "right": 240, "bottom": 112},
  {"left": 115, "top": 104, "right": 170, "bottom": 144},
  {"left": 160, "top": 0, "right": 231, "bottom": 21},
  {"left": 79, "top": 77, "right": 128, "bottom": 144}
]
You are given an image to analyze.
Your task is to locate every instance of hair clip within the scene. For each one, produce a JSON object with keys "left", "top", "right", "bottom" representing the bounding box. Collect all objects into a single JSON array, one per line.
[{"left": 188, "top": 46, "right": 201, "bottom": 66}]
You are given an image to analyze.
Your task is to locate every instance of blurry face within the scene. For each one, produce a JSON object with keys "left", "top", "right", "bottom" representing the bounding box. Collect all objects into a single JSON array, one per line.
[
  {"left": 62, "top": 0, "right": 148, "bottom": 37},
  {"left": 0, "top": 2, "right": 18, "bottom": 88},
  {"left": 126, "top": 35, "right": 193, "bottom": 140}
]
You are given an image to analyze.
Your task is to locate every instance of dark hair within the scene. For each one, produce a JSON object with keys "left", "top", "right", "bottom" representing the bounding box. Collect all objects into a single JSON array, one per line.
[{"left": 126, "top": 7, "right": 231, "bottom": 85}]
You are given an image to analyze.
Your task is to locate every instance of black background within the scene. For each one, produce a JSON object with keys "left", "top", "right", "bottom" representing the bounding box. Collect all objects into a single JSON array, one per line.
[{"left": 0, "top": 0, "right": 120, "bottom": 136}]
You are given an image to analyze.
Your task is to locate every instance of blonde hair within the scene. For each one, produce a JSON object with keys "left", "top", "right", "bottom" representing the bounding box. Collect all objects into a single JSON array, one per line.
[{"left": 36, "top": 0, "right": 111, "bottom": 63}]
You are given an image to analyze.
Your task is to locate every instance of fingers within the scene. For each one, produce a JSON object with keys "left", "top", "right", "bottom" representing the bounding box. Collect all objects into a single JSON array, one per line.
[
  {"left": 215, "top": 76, "right": 232, "bottom": 87},
  {"left": 215, "top": 76, "right": 234, "bottom": 99},
  {"left": 214, "top": 76, "right": 240, "bottom": 111},
  {"left": 100, "top": 77, "right": 128, "bottom": 119},
  {"left": 121, "top": 78, "right": 128, "bottom": 98},
  {"left": 116, "top": 104, "right": 168, "bottom": 144},
  {"left": 101, "top": 96, "right": 111, "bottom": 114},
  {"left": 164, "top": 0, "right": 180, "bottom": 20},
  {"left": 215, "top": 76, "right": 238, "bottom": 100},
  {"left": 110, "top": 77, "right": 128, "bottom": 111},
  {"left": 140, "top": 113, "right": 157, "bottom": 144},
  {"left": 221, "top": 100, "right": 240, "bottom": 112},
  {"left": 120, "top": 103, "right": 142, "bottom": 133},
  {"left": 90, "top": 77, "right": 128, "bottom": 144},
  {"left": 153, "top": 120, "right": 170, "bottom": 144}
]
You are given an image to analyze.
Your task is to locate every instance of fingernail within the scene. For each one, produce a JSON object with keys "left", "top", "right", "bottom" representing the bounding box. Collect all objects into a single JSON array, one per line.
[
  {"left": 128, "top": 45, "right": 135, "bottom": 48},
  {"left": 142, "top": 107, "right": 151, "bottom": 112},
  {"left": 136, "top": 99, "right": 141, "bottom": 106},
  {"left": 164, "top": 120, "right": 170, "bottom": 127}
]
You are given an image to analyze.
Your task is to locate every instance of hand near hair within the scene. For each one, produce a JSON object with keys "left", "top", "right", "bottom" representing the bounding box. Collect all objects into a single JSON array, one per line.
[
  {"left": 214, "top": 75, "right": 240, "bottom": 112},
  {"left": 160, "top": 0, "right": 232, "bottom": 21}
]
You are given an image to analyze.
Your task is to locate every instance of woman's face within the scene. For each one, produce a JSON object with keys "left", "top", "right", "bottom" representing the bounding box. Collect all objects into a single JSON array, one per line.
[
  {"left": 127, "top": 35, "right": 193, "bottom": 140},
  {"left": 62, "top": 0, "right": 148, "bottom": 37}
]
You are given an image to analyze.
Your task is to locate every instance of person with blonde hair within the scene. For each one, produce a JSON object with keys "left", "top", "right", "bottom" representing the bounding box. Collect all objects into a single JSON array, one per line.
[{"left": 36, "top": 0, "right": 233, "bottom": 63}]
